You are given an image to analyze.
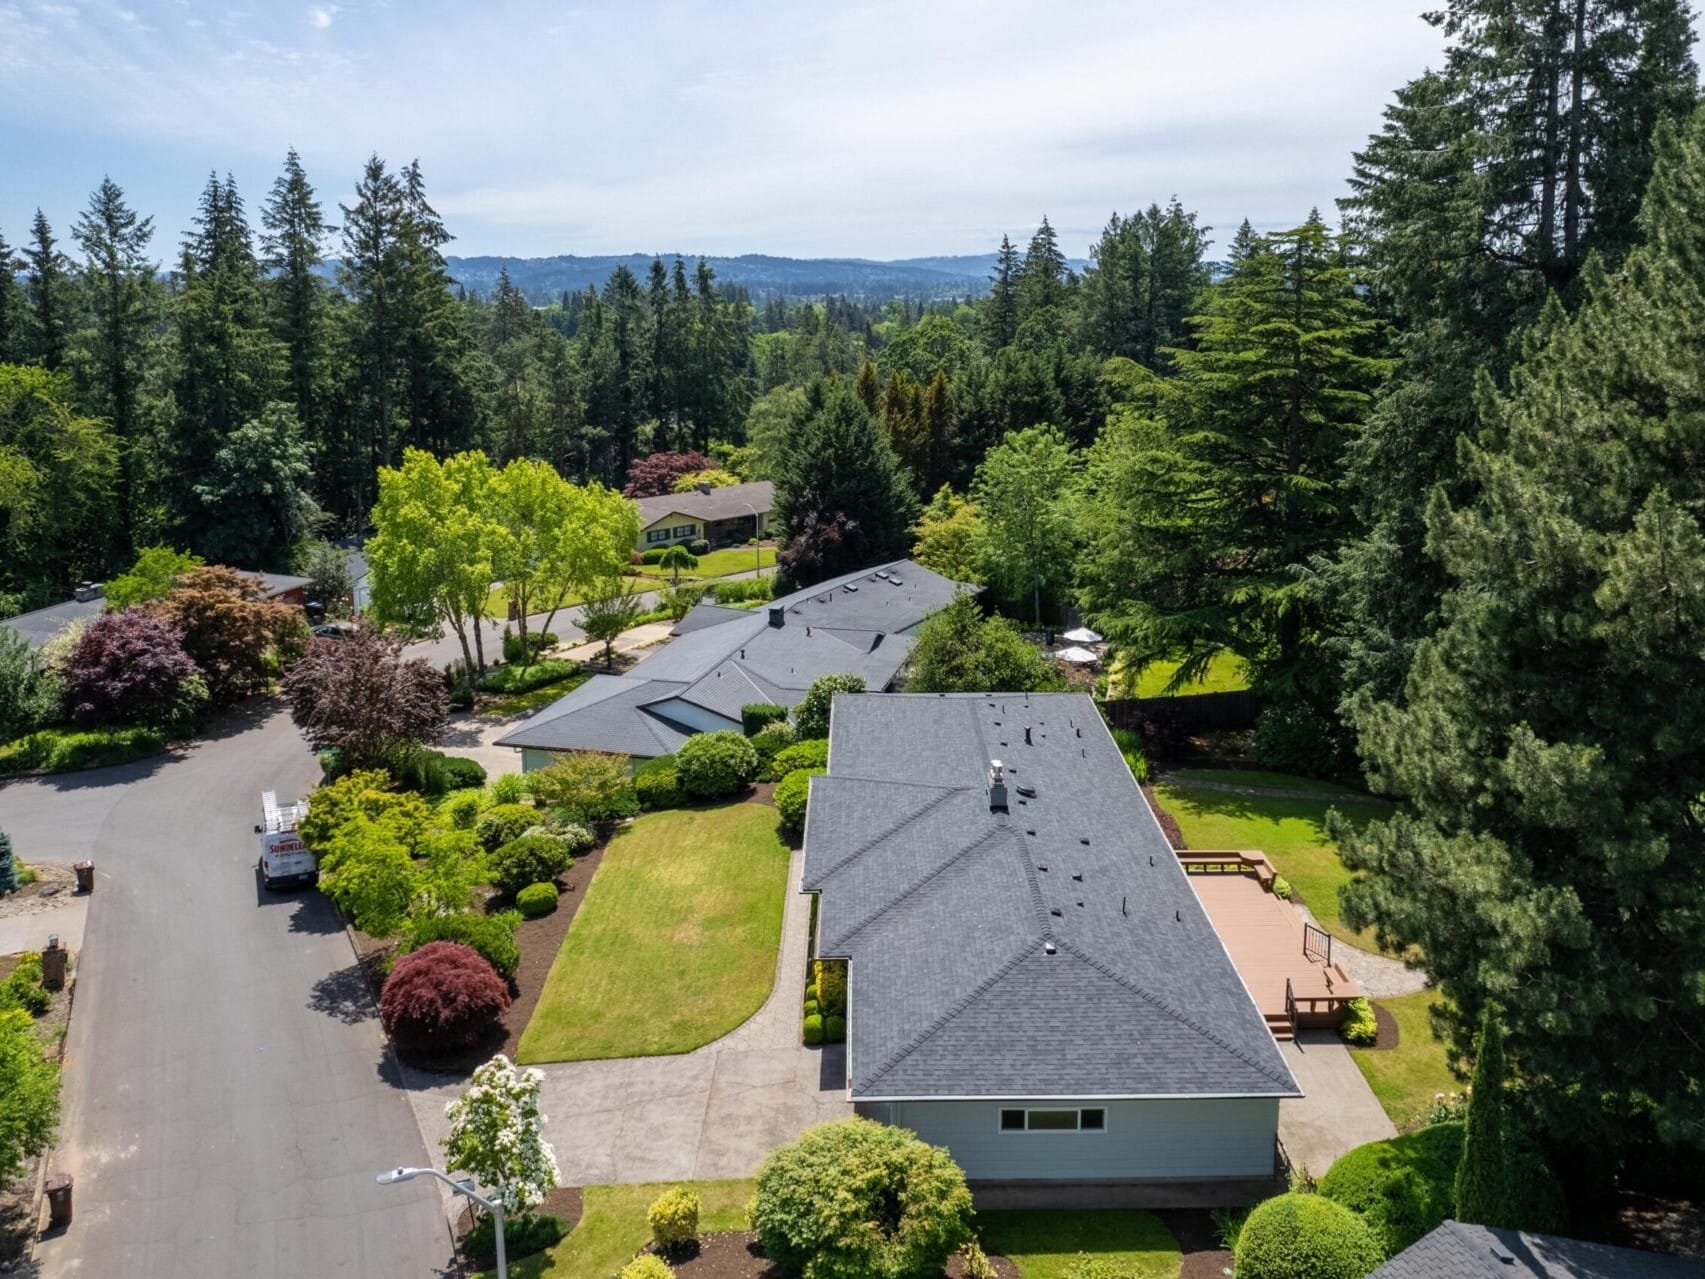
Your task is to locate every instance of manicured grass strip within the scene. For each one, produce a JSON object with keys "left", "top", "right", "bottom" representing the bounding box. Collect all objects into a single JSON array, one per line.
[
  {"left": 487, "top": 1179, "right": 755, "bottom": 1279},
  {"left": 0, "top": 724, "right": 167, "bottom": 777},
  {"left": 518, "top": 803, "right": 791, "bottom": 1062},
  {"left": 1125, "top": 650, "right": 1250, "bottom": 698},
  {"left": 1349, "top": 990, "right": 1460, "bottom": 1131},
  {"left": 672, "top": 545, "right": 776, "bottom": 579},
  {"left": 1154, "top": 779, "right": 1391, "bottom": 950},
  {"left": 481, "top": 673, "right": 590, "bottom": 718},
  {"left": 979, "top": 1209, "right": 1182, "bottom": 1279}
]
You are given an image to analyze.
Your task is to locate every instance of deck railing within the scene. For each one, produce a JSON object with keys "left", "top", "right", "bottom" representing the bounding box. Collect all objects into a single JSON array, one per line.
[
  {"left": 1303, "top": 921, "right": 1333, "bottom": 967},
  {"left": 1284, "top": 977, "right": 1297, "bottom": 1040}
]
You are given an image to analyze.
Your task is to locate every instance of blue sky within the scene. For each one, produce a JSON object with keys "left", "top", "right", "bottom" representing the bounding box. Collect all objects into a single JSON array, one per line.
[{"left": 0, "top": 1, "right": 1601, "bottom": 261}]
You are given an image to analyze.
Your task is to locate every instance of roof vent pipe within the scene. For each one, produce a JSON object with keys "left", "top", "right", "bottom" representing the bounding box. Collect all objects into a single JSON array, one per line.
[
  {"left": 768, "top": 606, "right": 785, "bottom": 628},
  {"left": 1024, "top": 726, "right": 1032, "bottom": 745},
  {"left": 988, "top": 759, "right": 1008, "bottom": 812}
]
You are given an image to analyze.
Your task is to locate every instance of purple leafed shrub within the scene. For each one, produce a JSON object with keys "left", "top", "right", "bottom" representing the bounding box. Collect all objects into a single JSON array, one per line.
[{"left": 60, "top": 610, "right": 203, "bottom": 728}]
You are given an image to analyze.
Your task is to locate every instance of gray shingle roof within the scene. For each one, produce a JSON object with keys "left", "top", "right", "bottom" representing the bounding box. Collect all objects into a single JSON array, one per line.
[
  {"left": 803, "top": 692, "right": 1300, "bottom": 1102},
  {"left": 634, "top": 480, "right": 774, "bottom": 528},
  {"left": 494, "top": 675, "right": 696, "bottom": 757},
  {"left": 1372, "top": 1222, "right": 1704, "bottom": 1279},
  {"left": 496, "top": 559, "right": 969, "bottom": 756}
]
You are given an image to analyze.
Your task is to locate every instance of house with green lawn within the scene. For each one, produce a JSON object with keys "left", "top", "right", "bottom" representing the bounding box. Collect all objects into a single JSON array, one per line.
[
  {"left": 802, "top": 691, "right": 1300, "bottom": 1201},
  {"left": 634, "top": 480, "right": 772, "bottom": 550}
]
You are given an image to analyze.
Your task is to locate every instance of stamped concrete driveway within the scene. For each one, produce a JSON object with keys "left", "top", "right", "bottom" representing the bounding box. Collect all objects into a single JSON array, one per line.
[
  {"left": 0, "top": 707, "right": 451, "bottom": 1279},
  {"left": 406, "top": 850, "right": 851, "bottom": 1184}
]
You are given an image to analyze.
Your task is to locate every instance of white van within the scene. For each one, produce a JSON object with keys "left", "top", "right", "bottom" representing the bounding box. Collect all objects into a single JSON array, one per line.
[{"left": 257, "top": 791, "right": 317, "bottom": 890}]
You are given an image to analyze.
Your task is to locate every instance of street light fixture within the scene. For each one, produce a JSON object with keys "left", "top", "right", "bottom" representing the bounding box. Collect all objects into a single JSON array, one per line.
[
  {"left": 741, "top": 501, "right": 763, "bottom": 577},
  {"left": 377, "top": 1165, "right": 508, "bottom": 1279}
]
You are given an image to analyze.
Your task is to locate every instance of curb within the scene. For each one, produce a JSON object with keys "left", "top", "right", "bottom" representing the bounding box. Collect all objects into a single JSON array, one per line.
[{"left": 26, "top": 954, "right": 79, "bottom": 1265}]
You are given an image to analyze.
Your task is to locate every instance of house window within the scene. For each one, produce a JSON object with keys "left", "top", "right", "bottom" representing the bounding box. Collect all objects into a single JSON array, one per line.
[
  {"left": 645, "top": 528, "right": 671, "bottom": 545},
  {"left": 998, "top": 1107, "right": 1107, "bottom": 1133},
  {"left": 672, "top": 524, "right": 696, "bottom": 539}
]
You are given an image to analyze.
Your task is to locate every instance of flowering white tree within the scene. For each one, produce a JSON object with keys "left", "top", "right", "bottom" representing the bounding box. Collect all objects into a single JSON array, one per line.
[{"left": 443, "top": 1054, "right": 560, "bottom": 1216}]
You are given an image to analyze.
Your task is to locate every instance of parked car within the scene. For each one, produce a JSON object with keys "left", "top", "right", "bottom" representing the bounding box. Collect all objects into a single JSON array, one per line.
[
  {"left": 311, "top": 621, "right": 358, "bottom": 641},
  {"left": 256, "top": 791, "right": 317, "bottom": 890}
]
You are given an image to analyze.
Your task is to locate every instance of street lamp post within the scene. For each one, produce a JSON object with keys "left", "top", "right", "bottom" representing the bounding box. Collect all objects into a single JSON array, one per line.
[
  {"left": 742, "top": 502, "right": 763, "bottom": 577},
  {"left": 377, "top": 1165, "right": 507, "bottom": 1279}
]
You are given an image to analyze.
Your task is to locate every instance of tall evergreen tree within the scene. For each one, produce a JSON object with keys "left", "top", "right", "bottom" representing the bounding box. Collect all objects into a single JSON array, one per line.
[
  {"left": 982, "top": 234, "right": 1021, "bottom": 350},
  {"left": 1015, "top": 216, "right": 1069, "bottom": 322},
  {"left": 1077, "top": 216, "right": 1386, "bottom": 705},
  {"left": 1337, "top": 110, "right": 1705, "bottom": 1155},
  {"left": 71, "top": 177, "right": 157, "bottom": 528},
  {"left": 0, "top": 227, "right": 22, "bottom": 364},
  {"left": 772, "top": 378, "right": 917, "bottom": 590},
  {"left": 23, "top": 211, "right": 72, "bottom": 370},
  {"left": 1455, "top": 1008, "right": 1513, "bottom": 1227},
  {"left": 1079, "top": 199, "right": 1210, "bottom": 368},
  {"left": 1334, "top": 0, "right": 1697, "bottom": 706},
  {"left": 260, "top": 147, "right": 330, "bottom": 446}
]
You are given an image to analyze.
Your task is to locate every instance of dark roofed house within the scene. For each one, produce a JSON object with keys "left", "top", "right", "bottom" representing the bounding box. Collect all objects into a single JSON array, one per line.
[
  {"left": 802, "top": 691, "right": 1299, "bottom": 1200},
  {"left": 1373, "top": 1221, "right": 1703, "bottom": 1278},
  {"left": 495, "top": 559, "right": 968, "bottom": 768}
]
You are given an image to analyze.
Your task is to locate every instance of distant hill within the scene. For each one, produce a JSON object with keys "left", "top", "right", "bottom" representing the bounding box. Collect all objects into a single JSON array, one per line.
[{"left": 418, "top": 251, "right": 1092, "bottom": 304}]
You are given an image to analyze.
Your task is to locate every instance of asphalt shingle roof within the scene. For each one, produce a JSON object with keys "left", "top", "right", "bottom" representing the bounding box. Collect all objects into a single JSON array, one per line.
[
  {"left": 494, "top": 674, "right": 696, "bottom": 757},
  {"left": 1372, "top": 1222, "right": 1704, "bottom": 1279},
  {"left": 496, "top": 559, "right": 969, "bottom": 756},
  {"left": 803, "top": 692, "right": 1300, "bottom": 1102},
  {"left": 634, "top": 480, "right": 774, "bottom": 528}
]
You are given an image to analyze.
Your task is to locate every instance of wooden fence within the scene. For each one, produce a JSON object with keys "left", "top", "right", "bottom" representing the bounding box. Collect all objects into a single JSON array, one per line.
[{"left": 1100, "top": 690, "right": 1265, "bottom": 736}]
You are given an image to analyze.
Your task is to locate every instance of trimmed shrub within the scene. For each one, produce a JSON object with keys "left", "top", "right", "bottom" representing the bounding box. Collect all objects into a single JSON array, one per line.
[
  {"left": 742, "top": 702, "right": 790, "bottom": 736},
  {"left": 802, "top": 1014, "right": 824, "bottom": 1046},
  {"left": 802, "top": 999, "right": 820, "bottom": 1019},
  {"left": 490, "top": 833, "right": 574, "bottom": 896},
  {"left": 618, "top": 1256, "right": 674, "bottom": 1279},
  {"left": 478, "top": 658, "right": 574, "bottom": 695},
  {"left": 687, "top": 538, "right": 710, "bottom": 556},
  {"left": 636, "top": 767, "right": 682, "bottom": 811},
  {"left": 462, "top": 1212, "right": 565, "bottom": 1265},
  {"left": 1341, "top": 997, "right": 1377, "bottom": 1046},
  {"left": 1233, "top": 1192, "right": 1382, "bottom": 1279},
  {"left": 824, "top": 1014, "right": 846, "bottom": 1043},
  {"left": 516, "top": 882, "right": 559, "bottom": 918},
  {"left": 813, "top": 959, "right": 847, "bottom": 1015},
  {"left": 441, "top": 756, "right": 487, "bottom": 791},
  {"left": 675, "top": 731, "right": 760, "bottom": 798},
  {"left": 774, "top": 767, "right": 823, "bottom": 836},
  {"left": 647, "top": 1186, "right": 701, "bottom": 1249},
  {"left": 440, "top": 789, "right": 486, "bottom": 830},
  {"left": 0, "top": 953, "right": 49, "bottom": 1016},
  {"left": 752, "top": 1118, "right": 974, "bottom": 1279},
  {"left": 378, "top": 941, "right": 510, "bottom": 1054},
  {"left": 750, "top": 720, "right": 796, "bottom": 765},
  {"left": 1272, "top": 875, "right": 1293, "bottom": 900},
  {"left": 640, "top": 547, "right": 667, "bottom": 565},
  {"left": 477, "top": 803, "right": 540, "bottom": 851},
  {"left": 401, "top": 911, "right": 522, "bottom": 983},
  {"left": 792, "top": 673, "right": 865, "bottom": 740},
  {"left": 527, "top": 752, "right": 638, "bottom": 823},
  {"left": 556, "top": 821, "right": 597, "bottom": 855},
  {"left": 0, "top": 725, "right": 166, "bottom": 778},
  {"left": 764, "top": 737, "right": 828, "bottom": 782}
]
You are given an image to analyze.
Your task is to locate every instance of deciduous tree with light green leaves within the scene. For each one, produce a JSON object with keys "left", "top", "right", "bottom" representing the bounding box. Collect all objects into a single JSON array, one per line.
[
  {"left": 1338, "top": 110, "right": 1705, "bottom": 1158},
  {"left": 368, "top": 449, "right": 502, "bottom": 672},
  {"left": 104, "top": 545, "right": 205, "bottom": 610},
  {"left": 972, "top": 423, "right": 1079, "bottom": 624}
]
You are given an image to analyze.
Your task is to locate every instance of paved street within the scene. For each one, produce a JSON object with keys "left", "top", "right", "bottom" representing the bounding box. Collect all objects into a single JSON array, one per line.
[{"left": 0, "top": 707, "right": 451, "bottom": 1278}]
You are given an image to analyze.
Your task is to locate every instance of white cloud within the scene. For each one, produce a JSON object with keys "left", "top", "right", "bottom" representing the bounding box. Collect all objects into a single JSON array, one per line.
[{"left": 307, "top": 4, "right": 334, "bottom": 28}]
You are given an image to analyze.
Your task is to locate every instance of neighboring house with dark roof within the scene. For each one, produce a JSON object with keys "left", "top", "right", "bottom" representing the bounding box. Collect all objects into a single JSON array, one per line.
[
  {"left": 1372, "top": 1221, "right": 1703, "bottom": 1278},
  {"left": 633, "top": 480, "right": 772, "bottom": 550},
  {"left": 802, "top": 691, "right": 1300, "bottom": 1191},
  {"left": 495, "top": 559, "right": 967, "bottom": 768},
  {"left": 0, "top": 572, "right": 311, "bottom": 651}
]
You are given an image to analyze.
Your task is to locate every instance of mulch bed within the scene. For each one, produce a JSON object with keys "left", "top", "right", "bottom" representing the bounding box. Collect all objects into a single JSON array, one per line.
[
  {"left": 454, "top": 1185, "right": 584, "bottom": 1266},
  {"left": 1367, "top": 1001, "right": 1400, "bottom": 1051},
  {"left": 1143, "top": 784, "right": 1187, "bottom": 850},
  {"left": 1159, "top": 1208, "right": 1234, "bottom": 1279},
  {"left": 650, "top": 1233, "right": 1023, "bottom": 1279}
]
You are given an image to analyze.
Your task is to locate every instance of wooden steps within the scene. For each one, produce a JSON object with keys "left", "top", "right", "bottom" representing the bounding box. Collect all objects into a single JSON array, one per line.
[{"left": 1265, "top": 1012, "right": 1294, "bottom": 1043}]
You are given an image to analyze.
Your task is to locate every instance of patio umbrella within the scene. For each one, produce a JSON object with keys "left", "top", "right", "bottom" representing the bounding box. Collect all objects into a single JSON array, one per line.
[
  {"left": 1061, "top": 626, "right": 1103, "bottom": 644},
  {"left": 1054, "top": 645, "right": 1100, "bottom": 665}
]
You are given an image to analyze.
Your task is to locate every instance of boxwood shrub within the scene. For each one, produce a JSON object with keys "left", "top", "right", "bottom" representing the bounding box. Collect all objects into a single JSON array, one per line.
[
  {"left": 750, "top": 720, "right": 796, "bottom": 765},
  {"left": 476, "top": 802, "right": 539, "bottom": 851},
  {"left": 675, "top": 730, "right": 759, "bottom": 798},
  {"left": 618, "top": 1256, "right": 674, "bottom": 1279},
  {"left": 647, "top": 1186, "right": 701, "bottom": 1249},
  {"left": 775, "top": 767, "right": 824, "bottom": 836},
  {"left": 636, "top": 767, "right": 682, "bottom": 810},
  {"left": 515, "top": 881, "right": 559, "bottom": 919},
  {"left": 824, "top": 1014, "right": 846, "bottom": 1043},
  {"left": 763, "top": 737, "right": 828, "bottom": 782},
  {"left": 802, "top": 1014, "right": 824, "bottom": 1046},
  {"left": 490, "top": 832, "right": 574, "bottom": 896},
  {"left": 401, "top": 910, "right": 522, "bottom": 983},
  {"left": 1232, "top": 1193, "right": 1382, "bottom": 1279}
]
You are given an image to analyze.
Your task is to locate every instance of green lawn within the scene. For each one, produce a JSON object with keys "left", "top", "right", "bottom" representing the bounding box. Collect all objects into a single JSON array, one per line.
[
  {"left": 672, "top": 545, "right": 775, "bottom": 579},
  {"left": 483, "top": 579, "right": 670, "bottom": 620},
  {"left": 481, "top": 671, "right": 590, "bottom": 718},
  {"left": 1153, "top": 771, "right": 1390, "bottom": 950},
  {"left": 484, "top": 1180, "right": 755, "bottom": 1279},
  {"left": 517, "top": 803, "right": 792, "bottom": 1062},
  {"left": 1122, "top": 650, "right": 1250, "bottom": 698},
  {"left": 979, "top": 1210, "right": 1181, "bottom": 1279},
  {"left": 1350, "top": 990, "right": 1461, "bottom": 1130}
]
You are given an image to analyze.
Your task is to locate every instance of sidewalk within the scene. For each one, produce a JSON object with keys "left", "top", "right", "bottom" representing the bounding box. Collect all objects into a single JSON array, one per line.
[
  {"left": 1278, "top": 1030, "right": 1396, "bottom": 1177},
  {"left": 558, "top": 620, "right": 674, "bottom": 666}
]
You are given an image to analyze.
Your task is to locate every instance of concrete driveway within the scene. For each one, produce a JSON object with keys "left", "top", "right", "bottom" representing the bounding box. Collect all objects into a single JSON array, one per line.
[
  {"left": 405, "top": 850, "right": 851, "bottom": 1184},
  {"left": 0, "top": 707, "right": 452, "bottom": 1278}
]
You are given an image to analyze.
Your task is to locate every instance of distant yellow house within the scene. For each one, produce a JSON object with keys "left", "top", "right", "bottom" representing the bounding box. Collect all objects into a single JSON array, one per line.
[{"left": 632, "top": 480, "right": 773, "bottom": 551}]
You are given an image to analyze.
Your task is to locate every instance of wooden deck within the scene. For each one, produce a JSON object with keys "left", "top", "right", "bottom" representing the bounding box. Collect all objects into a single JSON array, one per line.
[{"left": 1185, "top": 867, "right": 1361, "bottom": 1040}]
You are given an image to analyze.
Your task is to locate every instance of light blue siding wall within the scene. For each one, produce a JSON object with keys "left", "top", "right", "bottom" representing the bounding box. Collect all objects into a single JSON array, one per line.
[{"left": 859, "top": 1098, "right": 1279, "bottom": 1181}]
